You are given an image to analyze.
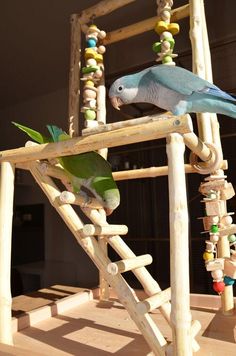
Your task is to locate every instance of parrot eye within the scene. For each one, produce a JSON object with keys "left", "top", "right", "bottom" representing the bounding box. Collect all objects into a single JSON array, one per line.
[{"left": 117, "top": 85, "right": 124, "bottom": 93}]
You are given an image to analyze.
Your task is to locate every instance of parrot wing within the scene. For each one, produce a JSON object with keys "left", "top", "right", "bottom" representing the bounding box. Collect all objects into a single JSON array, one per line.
[
  {"left": 147, "top": 65, "right": 236, "bottom": 102},
  {"left": 60, "top": 151, "right": 112, "bottom": 180}
]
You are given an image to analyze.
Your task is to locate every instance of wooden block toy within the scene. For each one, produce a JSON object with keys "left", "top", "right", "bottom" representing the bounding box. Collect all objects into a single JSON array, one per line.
[
  {"left": 220, "top": 182, "right": 235, "bottom": 200},
  {"left": 199, "top": 179, "right": 226, "bottom": 195},
  {"left": 205, "top": 258, "right": 224, "bottom": 271},
  {"left": 204, "top": 200, "right": 227, "bottom": 216},
  {"left": 224, "top": 258, "right": 236, "bottom": 279}
]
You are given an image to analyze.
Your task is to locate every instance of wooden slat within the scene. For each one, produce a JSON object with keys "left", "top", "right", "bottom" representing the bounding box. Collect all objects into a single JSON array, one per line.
[{"left": 0, "top": 115, "right": 193, "bottom": 164}]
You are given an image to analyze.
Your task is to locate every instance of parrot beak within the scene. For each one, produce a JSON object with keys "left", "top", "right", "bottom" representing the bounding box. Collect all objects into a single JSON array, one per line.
[
  {"left": 105, "top": 208, "right": 114, "bottom": 216},
  {"left": 110, "top": 96, "right": 123, "bottom": 110}
]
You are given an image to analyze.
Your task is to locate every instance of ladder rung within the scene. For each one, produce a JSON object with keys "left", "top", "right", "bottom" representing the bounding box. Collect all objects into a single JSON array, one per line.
[
  {"left": 107, "top": 254, "right": 152, "bottom": 275},
  {"left": 82, "top": 224, "right": 128, "bottom": 236},
  {"left": 60, "top": 191, "right": 103, "bottom": 209},
  {"left": 136, "top": 288, "right": 171, "bottom": 313}
]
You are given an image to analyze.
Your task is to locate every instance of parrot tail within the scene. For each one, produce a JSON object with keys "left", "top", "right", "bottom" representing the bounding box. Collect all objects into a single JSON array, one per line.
[{"left": 47, "top": 125, "right": 66, "bottom": 142}]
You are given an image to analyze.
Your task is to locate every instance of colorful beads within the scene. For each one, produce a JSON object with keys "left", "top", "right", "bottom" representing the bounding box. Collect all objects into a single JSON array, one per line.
[
  {"left": 224, "top": 275, "right": 235, "bottom": 286},
  {"left": 213, "top": 281, "right": 225, "bottom": 294},
  {"left": 84, "top": 109, "right": 96, "bottom": 120},
  {"left": 203, "top": 251, "right": 214, "bottom": 261},
  {"left": 228, "top": 234, "right": 236, "bottom": 243},
  {"left": 210, "top": 224, "right": 219, "bottom": 233},
  {"left": 152, "top": 2, "right": 179, "bottom": 65},
  {"left": 82, "top": 24, "right": 106, "bottom": 126},
  {"left": 87, "top": 38, "right": 97, "bottom": 48}
]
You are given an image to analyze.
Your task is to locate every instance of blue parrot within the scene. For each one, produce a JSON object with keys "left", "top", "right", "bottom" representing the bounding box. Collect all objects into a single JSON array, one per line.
[{"left": 109, "top": 65, "right": 236, "bottom": 118}]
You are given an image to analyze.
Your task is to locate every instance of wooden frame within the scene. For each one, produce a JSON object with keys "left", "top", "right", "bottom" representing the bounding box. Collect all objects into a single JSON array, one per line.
[{"left": 0, "top": 1, "right": 233, "bottom": 355}]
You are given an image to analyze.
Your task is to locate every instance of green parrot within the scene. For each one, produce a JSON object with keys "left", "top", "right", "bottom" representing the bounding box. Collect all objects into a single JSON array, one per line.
[{"left": 13, "top": 122, "right": 120, "bottom": 215}]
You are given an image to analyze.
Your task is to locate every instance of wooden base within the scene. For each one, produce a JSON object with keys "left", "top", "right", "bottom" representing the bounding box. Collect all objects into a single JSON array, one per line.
[{"left": 8, "top": 286, "right": 236, "bottom": 356}]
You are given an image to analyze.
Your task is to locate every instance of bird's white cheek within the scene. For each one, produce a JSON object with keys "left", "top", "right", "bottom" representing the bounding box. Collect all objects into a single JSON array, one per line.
[{"left": 122, "top": 88, "right": 139, "bottom": 103}]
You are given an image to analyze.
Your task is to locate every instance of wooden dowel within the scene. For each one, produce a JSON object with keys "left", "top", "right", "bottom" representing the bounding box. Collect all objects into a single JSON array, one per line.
[
  {"left": 68, "top": 14, "right": 81, "bottom": 137},
  {"left": 167, "top": 134, "right": 193, "bottom": 356},
  {"left": 103, "top": 4, "right": 190, "bottom": 45},
  {"left": 82, "top": 224, "right": 128, "bottom": 236},
  {"left": 0, "top": 115, "right": 193, "bottom": 164},
  {"left": 97, "top": 74, "right": 108, "bottom": 159},
  {"left": 60, "top": 191, "right": 103, "bottom": 209},
  {"left": 0, "top": 162, "right": 15, "bottom": 345},
  {"left": 189, "top": 0, "right": 212, "bottom": 143},
  {"left": 136, "top": 288, "right": 171, "bottom": 314},
  {"left": 113, "top": 161, "right": 227, "bottom": 181},
  {"left": 183, "top": 132, "right": 211, "bottom": 162},
  {"left": 79, "top": 0, "right": 135, "bottom": 25},
  {"left": 39, "top": 162, "right": 68, "bottom": 181},
  {"left": 218, "top": 235, "right": 234, "bottom": 315},
  {"left": 107, "top": 254, "right": 152, "bottom": 275},
  {"left": 82, "top": 112, "right": 185, "bottom": 136}
]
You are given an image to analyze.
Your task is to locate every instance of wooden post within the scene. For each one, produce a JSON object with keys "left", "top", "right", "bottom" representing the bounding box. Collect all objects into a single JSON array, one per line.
[
  {"left": 166, "top": 134, "right": 192, "bottom": 356},
  {"left": 0, "top": 162, "right": 15, "bottom": 345},
  {"left": 189, "top": 0, "right": 212, "bottom": 143},
  {"left": 68, "top": 14, "right": 81, "bottom": 137},
  {"left": 218, "top": 236, "right": 235, "bottom": 315}
]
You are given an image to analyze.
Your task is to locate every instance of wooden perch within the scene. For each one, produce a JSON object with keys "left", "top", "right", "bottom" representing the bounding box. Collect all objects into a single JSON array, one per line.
[
  {"left": 82, "top": 224, "right": 128, "bottom": 236},
  {"left": 107, "top": 254, "right": 152, "bottom": 275},
  {"left": 101, "top": 4, "right": 189, "bottom": 45},
  {"left": 137, "top": 288, "right": 171, "bottom": 314},
  {"left": 60, "top": 191, "right": 103, "bottom": 209},
  {"left": 79, "top": 0, "right": 135, "bottom": 25},
  {"left": 0, "top": 115, "right": 193, "bottom": 164}
]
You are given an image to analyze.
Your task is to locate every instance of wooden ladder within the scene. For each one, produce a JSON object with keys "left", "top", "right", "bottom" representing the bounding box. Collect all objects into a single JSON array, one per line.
[{"left": 28, "top": 159, "right": 200, "bottom": 355}]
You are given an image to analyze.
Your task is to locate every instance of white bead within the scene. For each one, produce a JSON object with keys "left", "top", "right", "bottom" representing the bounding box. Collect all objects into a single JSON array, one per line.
[
  {"left": 211, "top": 269, "right": 223, "bottom": 280},
  {"left": 221, "top": 215, "right": 233, "bottom": 226},
  {"left": 88, "top": 99, "right": 97, "bottom": 108},
  {"left": 86, "top": 58, "right": 97, "bottom": 66},
  {"left": 212, "top": 216, "right": 220, "bottom": 224},
  {"left": 98, "top": 45, "right": 106, "bottom": 54},
  {"left": 160, "top": 31, "right": 173, "bottom": 40},
  {"left": 99, "top": 30, "right": 106, "bottom": 39},
  {"left": 161, "top": 10, "right": 171, "bottom": 21},
  {"left": 210, "top": 234, "right": 219, "bottom": 243}
]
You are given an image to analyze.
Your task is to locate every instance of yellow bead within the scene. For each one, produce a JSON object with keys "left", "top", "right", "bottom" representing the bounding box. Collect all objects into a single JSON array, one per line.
[
  {"left": 155, "top": 21, "right": 168, "bottom": 35},
  {"left": 85, "top": 80, "right": 95, "bottom": 87},
  {"left": 85, "top": 48, "right": 96, "bottom": 60},
  {"left": 94, "top": 53, "right": 103, "bottom": 62},
  {"left": 168, "top": 23, "right": 180, "bottom": 35},
  {"left": 203, "top": 251, "right": 214, "bottom": 261}
]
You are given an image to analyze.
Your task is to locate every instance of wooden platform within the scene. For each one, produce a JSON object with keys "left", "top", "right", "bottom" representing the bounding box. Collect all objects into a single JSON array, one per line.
[{"left": 2, "top": 286, "right": 235, "bottom": 355}]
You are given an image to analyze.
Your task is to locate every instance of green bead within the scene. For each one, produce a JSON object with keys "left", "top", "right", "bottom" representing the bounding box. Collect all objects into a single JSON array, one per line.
[
  {"left": 162, "top": 55, "right": 173, "bottom": 64},
  {"left": 211, "top": 224, "right": 219, "bottom": 233},
  {"left": 82, "top": 65, "right": 99, "bottom": 74},
  {"left": 228, "top": 234, "right": 236, "bottom": 243},
  {"left": 152, "top": 42, "right": 162, "bottom": 53},
  {"left": 84, "top": 109, "right": 96, "bottom": 120}
]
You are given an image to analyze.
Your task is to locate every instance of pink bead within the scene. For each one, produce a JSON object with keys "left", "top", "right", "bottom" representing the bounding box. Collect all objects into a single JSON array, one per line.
[{"left": 83, "top": 89, "right": 97, "bottom": 99}]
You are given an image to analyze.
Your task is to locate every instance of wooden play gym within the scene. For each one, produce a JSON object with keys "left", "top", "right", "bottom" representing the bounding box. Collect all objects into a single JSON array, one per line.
[{"left": 0, "top": 0, "right": 235, "bottom": 355}]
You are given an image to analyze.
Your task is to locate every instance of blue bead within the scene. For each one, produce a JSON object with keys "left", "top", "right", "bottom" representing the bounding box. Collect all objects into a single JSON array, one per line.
[
  {"left": 224, "top": 276, "right": 235, "bottom": 286},
  {"left": 87, "top": 38, "right": 97, "bottom": 48}
]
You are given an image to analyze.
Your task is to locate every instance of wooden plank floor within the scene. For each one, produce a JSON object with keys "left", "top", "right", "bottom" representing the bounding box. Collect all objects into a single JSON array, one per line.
[{"left": 2, "top": 287, "right": 236, "bottom": 355}]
